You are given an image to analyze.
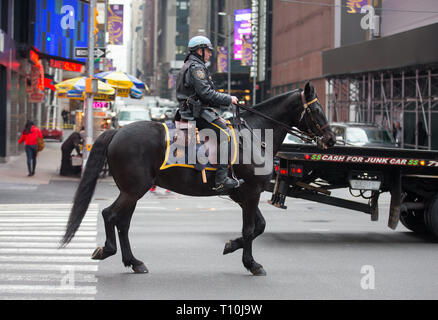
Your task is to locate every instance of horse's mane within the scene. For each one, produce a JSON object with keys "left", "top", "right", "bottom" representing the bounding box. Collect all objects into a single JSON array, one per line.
[{"left": 241, "top": 89, "right": 302, "bottom": 119}]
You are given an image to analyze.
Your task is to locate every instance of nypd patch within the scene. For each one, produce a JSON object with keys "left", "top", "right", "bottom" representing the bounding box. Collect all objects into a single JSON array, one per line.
[{"left": 195, "top": 69, "right": 206, "bottom": 80}]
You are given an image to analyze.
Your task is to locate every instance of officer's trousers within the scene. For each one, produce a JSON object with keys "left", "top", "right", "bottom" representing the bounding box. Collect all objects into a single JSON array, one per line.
[{"left": 195, "top": 117, "right": 231, "bottom": 166}]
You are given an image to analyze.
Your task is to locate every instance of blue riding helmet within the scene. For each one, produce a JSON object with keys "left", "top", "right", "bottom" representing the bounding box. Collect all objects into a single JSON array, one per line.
[{"left": 188, "top": 36, "right": 214, "bottom": 52}]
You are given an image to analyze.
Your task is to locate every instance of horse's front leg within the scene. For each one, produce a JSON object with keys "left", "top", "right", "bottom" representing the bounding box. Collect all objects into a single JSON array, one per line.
[
  {"left": 223, "top": 207, "right": 265, "bottom": 255},
  {"left": 241, "top": 195, "right": 266, "bottom": 276}
]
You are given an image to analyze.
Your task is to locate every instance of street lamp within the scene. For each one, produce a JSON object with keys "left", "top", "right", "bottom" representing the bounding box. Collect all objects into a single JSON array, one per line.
[{"left": 218, "top": 12, "right": 231, "bottom": 96}]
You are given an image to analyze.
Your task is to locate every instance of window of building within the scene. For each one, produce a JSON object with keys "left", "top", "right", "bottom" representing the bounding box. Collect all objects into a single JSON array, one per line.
[{"left": 0, "top": 0, "right": 8, "bottom": 33}]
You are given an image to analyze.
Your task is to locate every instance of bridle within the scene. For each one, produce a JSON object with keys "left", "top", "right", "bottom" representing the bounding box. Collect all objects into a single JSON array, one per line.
[{"left": 299, "top": 90, "right": 330, "bottom": 138}]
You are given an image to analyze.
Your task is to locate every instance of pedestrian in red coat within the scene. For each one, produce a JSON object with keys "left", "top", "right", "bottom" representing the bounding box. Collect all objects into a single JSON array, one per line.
[{"left": 18, "top": 120, "right": 43, "bottom": 176}]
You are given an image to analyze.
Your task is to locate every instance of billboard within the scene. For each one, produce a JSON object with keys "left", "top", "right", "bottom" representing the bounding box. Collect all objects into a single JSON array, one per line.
[
  {"left": 34, "top": 0, "right": 89, "bottom": 62},
  {"left": 234, "top": 9, "right": 252, "bottom": 60},
  {"left": 217, "top": 47, "right": 228, "bottom": 73},
  {"left": 108, "top": 5, "right": 124, "bottom": 45}
]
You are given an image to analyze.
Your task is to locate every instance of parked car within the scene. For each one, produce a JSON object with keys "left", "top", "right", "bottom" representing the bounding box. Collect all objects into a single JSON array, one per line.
[
  {"left": 115, "top": 106, "right": 151, "bottom": 128},
  {"left": 41, "top": 127, "right": 64, "bottom": 142},
  {"left": 330, "top": 122, "right": 398, "bottom": 148},
  {"left": 150, "top": 107, "right": 166, "bottom": 122},
  {"left": 282, "top": 133, "right": 309, "bottom": 145}
]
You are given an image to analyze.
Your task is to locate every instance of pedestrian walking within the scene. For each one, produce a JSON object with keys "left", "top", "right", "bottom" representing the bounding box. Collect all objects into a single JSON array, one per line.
[{"left": 18, "top": 120, "right": 43, "bottom": 176}]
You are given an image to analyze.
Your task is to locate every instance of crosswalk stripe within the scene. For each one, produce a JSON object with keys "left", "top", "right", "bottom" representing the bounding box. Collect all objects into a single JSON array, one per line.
[
  {"left": 1, "top": 296, "right": 95, "bottom": 300},
  {"left": 0, "top": 263, "right": 98, "bottom": 272},
  {"left": 0, "top": 285, "right": 97, "bottom": 295},
  {"left": 0, "top": 272, "right": 97, "bottom": 282},
  {"left": 0, "top": 242, "right": 96, "bottom": 248},
  {"left": 0, "top": 231, "right": 96, "bottom": 236},
  {"left": 0, "top": 255, "right": 97, "bottom": 263},
  {"left": 0, "top": 203, "right": 99, "bottom": 300},
  {"left": 0, "top": 204, "right": 98, "bottom": 208},
  {"left": 0, "top": 248, "right": 94, "bottom": 255},
  {"left": 0, "top": 218, "right": 96, "bottom": 222},
  {"left": 0, "top": 236, "right": 96, "bottom": 242}
]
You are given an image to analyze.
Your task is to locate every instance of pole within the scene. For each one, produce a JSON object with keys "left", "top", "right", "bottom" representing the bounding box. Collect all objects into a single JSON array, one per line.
[
  {"left": 83, "top": 0, "right": 96, "bottom": 170},
  {"left": 227, "top": 15, "right": 231, "bottom": 96}
]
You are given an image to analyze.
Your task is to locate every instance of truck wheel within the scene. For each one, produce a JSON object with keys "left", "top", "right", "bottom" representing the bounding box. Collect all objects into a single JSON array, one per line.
[
  {"left": 399, "top": 209, "right": 427, "bottom": 234},
  {"left": 425, "top": 195, "right": 438, "bottom": 239}
]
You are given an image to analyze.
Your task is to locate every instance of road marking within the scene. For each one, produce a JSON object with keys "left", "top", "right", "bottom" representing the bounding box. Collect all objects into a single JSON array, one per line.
[
  {"left": 0, "top": 203, "right": 99, "bottom": 300},
  {"left": 0, "top": 285, "right": 97, "bottom": 295},
  {"left": 0, "top": 272, "right": 97, "bottom": 283},
  {"left": 0, "top": 242, "right": 96, "bottom": 248},
  {"left": 0, "top": 236, "right": 96, "bottom": 242},
  {"left": 0, "top": 231, "right": 96, "bottom": 236},
  {"left": 0, "top": 255, "right": 97, "bottom": 263}
]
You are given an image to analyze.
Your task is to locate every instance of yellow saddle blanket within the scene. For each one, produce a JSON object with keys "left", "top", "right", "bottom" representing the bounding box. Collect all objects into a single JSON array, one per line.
[{"left": 159, "top": 121, "right": 238, "bottom": 171}]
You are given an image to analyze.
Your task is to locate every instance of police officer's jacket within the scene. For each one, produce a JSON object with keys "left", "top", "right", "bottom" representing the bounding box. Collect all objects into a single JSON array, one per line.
[{"left": 176, "top": 54, "right": 231, "bottom": 123}]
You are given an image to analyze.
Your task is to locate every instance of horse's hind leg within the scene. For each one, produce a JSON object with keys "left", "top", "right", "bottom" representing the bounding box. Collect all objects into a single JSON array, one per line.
[
  {"left": 91, "top": 199, "right": 119, "bottom": 260},
  {"left": 115, "top": 192, "right": 148, "bottom": 273}
]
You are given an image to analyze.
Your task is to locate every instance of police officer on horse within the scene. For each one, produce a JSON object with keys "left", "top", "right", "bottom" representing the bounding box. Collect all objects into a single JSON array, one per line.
[{"left": 176, "top": 36, "right": 243, "bottom": 191}]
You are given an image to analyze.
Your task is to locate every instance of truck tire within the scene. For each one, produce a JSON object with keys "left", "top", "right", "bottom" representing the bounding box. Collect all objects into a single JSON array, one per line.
[
  {"left": 425, "top": 195, "right": 438, "bottom": 239},
  {"left": 399, "top": 209, "right": 428, "bottom": 234}
]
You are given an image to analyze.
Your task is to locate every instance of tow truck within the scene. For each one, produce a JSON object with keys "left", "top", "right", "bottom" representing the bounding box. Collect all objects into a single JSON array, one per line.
[{"left": 267, "top": 144, "right": 438, "bottom": 239}]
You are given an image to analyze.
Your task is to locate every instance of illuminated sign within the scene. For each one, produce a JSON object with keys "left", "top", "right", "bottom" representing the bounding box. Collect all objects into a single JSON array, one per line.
[
  {"left": 50, "top": 59, "right": 84, "bottom": 73},
  {"left": 34, "top": 1, "right": 89, "bottom": 62},
  {"left": 307, "top": 153, "right": 434, "bottom": 167},
  {"left": 234, "top": 9, "right": 252, "bottom": 60},
  {"left": 346, "top": 0, "right": 368, "bottom": 13},
  {"left": 93, "top": 101, "right": 109, "bottom": 109}
]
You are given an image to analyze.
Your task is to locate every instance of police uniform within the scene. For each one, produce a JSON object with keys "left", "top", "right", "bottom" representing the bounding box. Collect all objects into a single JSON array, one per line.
[
  {"left": 176, "top": 36, "right": 243, "bottom": 191},
  {"left": 176, "top": 54, "right": 231, "bottom": 137}
]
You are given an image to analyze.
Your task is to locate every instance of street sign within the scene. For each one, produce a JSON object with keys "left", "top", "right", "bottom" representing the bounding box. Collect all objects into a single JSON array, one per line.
[{"left": 75, "top": 47, "right": 106, "bottom": 58}]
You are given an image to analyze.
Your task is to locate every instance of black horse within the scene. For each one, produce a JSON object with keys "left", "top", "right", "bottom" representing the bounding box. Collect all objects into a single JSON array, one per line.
[{"left": 62, "top": 82, "right": 335, "bottom": 276}]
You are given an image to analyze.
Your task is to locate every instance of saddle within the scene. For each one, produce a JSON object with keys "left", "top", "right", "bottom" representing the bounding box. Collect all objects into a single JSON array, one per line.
[{"left": 160, "top": 118, "right": 238, "bottom": 184}]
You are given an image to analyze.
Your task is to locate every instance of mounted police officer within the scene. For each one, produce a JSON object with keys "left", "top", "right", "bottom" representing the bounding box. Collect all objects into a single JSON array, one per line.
[{"left": 176, "top": 35, "right": 243, "bottom": 191}]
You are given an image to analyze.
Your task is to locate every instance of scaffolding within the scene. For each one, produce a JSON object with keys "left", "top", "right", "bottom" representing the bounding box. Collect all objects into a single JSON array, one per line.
[{"left": 326, "top": 67, "right": 438, "bottom": 150}]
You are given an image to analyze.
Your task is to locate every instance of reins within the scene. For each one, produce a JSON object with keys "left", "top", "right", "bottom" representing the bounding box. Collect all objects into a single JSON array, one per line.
[{"left": 233, "top": 91, "right": 321, "bottom": 144}]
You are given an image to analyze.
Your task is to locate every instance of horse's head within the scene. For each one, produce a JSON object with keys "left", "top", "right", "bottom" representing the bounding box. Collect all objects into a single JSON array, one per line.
[{"left": 297, "top": 82, "right": 335, "bottom": 149}]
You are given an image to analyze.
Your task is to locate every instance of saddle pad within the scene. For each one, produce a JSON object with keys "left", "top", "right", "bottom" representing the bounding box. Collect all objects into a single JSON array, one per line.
[{"left": 160, "top": 121, "right": 238, "bottom": 171}]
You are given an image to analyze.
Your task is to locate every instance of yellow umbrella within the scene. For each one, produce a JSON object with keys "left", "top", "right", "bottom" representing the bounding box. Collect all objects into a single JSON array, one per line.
[
  {"left": 94, "top": 71, "right": 149, "bottom": 97},
  {"left": 55, "top": 77, "right": 116, "bottom": 101}
]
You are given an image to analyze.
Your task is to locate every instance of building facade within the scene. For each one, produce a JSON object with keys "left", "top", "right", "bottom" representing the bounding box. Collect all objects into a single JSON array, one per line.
[{"left": 323, "top": 0, "right": 438, "bottom": 150}]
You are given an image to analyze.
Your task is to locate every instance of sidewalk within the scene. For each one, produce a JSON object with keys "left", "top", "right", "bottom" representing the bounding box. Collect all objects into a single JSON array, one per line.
[{"left": 0, "top": 130, "right": 81, "bottom": 185}]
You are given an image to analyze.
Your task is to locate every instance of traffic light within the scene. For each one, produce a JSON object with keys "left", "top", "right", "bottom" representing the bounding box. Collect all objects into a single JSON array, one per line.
[{"left": 94, "top": 8, "right": 99, "bottom": 35}]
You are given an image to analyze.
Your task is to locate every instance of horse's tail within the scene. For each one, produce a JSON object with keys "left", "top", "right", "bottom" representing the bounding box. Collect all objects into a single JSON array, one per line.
[{"left": 61, "top": 129, "right": 118, "bottom": 246}]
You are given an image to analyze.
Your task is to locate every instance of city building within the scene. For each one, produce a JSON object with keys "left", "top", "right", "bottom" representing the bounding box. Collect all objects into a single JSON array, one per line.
[
  {"left": 323, "top": 0, "right": 438, "bottom": 150},
  {"left": 0, "top": 0, "right": 88, "bottom": 162}
]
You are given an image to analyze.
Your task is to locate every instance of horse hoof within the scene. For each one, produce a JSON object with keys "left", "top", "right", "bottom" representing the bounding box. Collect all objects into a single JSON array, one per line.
[
  {"left": 91, "top": 247, "right": 103, "bottom": 260},
  {"left": 250, "top": 266, "right": 267, "bottom": 276},
  {"left": 132, "top": 263, "right": 149, "bottom": 274},
  {"left": 223, "top": 241, "right": 233, "bottom": 255}
]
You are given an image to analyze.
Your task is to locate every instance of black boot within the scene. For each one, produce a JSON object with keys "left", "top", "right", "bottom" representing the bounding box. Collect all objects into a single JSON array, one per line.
[{"left": 214, "top": 164, "right": 244, "bottom": 192}]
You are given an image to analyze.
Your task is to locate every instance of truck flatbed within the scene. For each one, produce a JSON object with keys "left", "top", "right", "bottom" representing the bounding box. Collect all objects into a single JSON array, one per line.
[{"left": 267, "top": 144, "right": 438, "bottom": 239}]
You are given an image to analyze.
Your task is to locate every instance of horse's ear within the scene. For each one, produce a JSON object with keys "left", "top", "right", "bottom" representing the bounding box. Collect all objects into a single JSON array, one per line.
[{"left": 304, "top": 81, "right": 315, "bottom": 99}]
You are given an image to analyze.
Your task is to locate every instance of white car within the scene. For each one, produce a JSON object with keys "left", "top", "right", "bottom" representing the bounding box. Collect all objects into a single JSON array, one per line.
[{"left": 116, "top": 107, "right": 151, "bottom": 128}]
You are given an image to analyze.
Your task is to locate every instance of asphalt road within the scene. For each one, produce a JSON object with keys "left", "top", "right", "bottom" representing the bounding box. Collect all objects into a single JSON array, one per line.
[{"left": 1, "top": 174, "right": 438, "bottom": 300}]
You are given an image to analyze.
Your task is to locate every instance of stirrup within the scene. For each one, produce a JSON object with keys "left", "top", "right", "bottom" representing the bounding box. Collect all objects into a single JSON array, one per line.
[{"left": 212, "top": 177, "right": 244, "bottom": 192}]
